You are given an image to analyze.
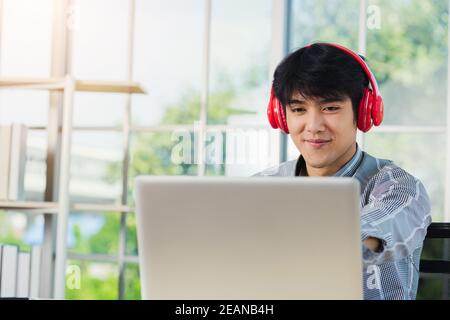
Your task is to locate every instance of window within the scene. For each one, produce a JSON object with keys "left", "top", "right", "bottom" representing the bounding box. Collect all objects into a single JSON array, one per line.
[
  {"left": 208, "top": 0, "right": 272, "bottom": 126},
  {"left": 73, "top": 0, "right": 129, "bottom": 80},
  {"left": 132, "top": 0, "right": 204, "bottom": 126},
  {"left": 69, "top": 0, "right": 276, "bottom": 299},
  {"left": 0, "top": 0, "right": 53, "bottom": 77},
  {"left": 290, "top": 0, "right": 360, "bottom": 49},
  {"left": 365, "top": 0, "right": 448, "bottom": 222}
]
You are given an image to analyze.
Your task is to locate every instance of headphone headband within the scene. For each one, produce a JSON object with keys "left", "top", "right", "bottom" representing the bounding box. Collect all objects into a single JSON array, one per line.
[{"left": 308, "top": 43, "right": 380, "bottom": 102}]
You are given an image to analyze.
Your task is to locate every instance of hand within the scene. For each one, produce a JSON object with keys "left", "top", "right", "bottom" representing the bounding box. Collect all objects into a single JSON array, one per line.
[{"left": 363, "top": 237, "right": 382, "bottom": 253}]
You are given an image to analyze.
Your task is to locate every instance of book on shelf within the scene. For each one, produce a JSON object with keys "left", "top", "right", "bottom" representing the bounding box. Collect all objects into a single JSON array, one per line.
[
  {"left": 0, "top": 244, "right": 19, "bottom": 297},
  {"left": 0, "top": 126, "right": 12, "bottom": 199},
  {"left": 16, "top": 251, "right": 31, "bottom": 298},
  {"left": 29, "top": 245, "right": 41, "bottom": 298},
  {"left": 0, "top": 123, "right": 28, "bottom": 201},
  {"left": 0, "top": 244, "right": 41, "bottom": 298}
]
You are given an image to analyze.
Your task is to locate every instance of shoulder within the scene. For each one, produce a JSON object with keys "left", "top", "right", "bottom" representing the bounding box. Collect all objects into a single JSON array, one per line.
[
  {"left": 355, "top": 150, "right": 421, "bottom": 197},
  {"left": 251, "top": 159, "right": 297, "bottom": 177},
  {"left": 363, "top": 161, "right": 430, "bottom": 207},
  {"left": 370, "top": 163, "right": 419, "bottom": 191}
]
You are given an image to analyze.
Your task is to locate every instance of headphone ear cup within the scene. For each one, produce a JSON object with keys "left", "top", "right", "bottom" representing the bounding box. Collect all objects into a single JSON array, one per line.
[
  {"left": 365, "top": 93, "right": 374, "bottom": 131},
  {"left": 267, "top": 88, "right": 279, "bottom": 129},
  {"left": 372, "top": 96, "right": 384, "bottom": 126},
  {"left": 267, "top": 87, "right": 289, "bottom": 134},
  {"left": 358, "top": 88, "right": 373, "bottom": 132},
  {"left": 276, "top": 98, "right": 289, "bottom": 134}
]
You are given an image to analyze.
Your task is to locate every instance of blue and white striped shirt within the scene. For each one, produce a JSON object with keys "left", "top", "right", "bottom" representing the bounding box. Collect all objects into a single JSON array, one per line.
[{"left": 253, "top": 144, "right": 432, "bottom": 300}]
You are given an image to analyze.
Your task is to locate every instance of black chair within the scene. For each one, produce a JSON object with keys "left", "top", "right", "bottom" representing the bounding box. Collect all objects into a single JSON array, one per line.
[
  {"left": 420, "top": 222, "right": 450, "bottom": 274},
  {"left": 418, "top": 222, "right": 450, "bottom": 299}
]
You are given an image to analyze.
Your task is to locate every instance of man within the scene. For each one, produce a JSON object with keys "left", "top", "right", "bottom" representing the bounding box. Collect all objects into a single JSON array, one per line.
[{"left": 254, "top": 43, "right": 432, "bottom": 300}]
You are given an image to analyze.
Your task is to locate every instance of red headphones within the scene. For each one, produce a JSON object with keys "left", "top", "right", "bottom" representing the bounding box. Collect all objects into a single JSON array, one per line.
[{"left": 267, "top": 43, "right": 384, "bottom": 134}]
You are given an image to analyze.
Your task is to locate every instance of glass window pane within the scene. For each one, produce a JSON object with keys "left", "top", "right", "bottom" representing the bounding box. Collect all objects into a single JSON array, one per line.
[
  {"left": 290, "top": 0, "right": 360, "bottom": 49},
  {"left": 366, "top": 0, "right": 448, "bottom": 126},
  {"left": 0, "top": 90, "right": 49, "bottom": 127},
  {"left": 128, "top": 131, "right": 198, "bottom": 206},
  {"left": 70, "top": 131, "right": 123, "bottom": 205},
  {"left": 364, "top": 133, "right": 446, "bottom": 222},
  {"left": 126, "top": 213, "right": 138, "bottom": 256},
  {"left": 0, "top": 0, "right": 53, "bottom": 77},
  {"left": 65, "top": 260, "right": 118, "bottom": 300},
  {"left": 73, "top": 92, "right": 126, "bottom": 127},
  {"left": 0, "top": 211, "right": 43, "bottom": 251},
  {"left": 67, "top": 212, "right": 120, "bottom": 255},
  {"left": 124, "top": 263, "right": 141, "bottom": 300},
  {"left": 72, "top": 0, "right": 129, "bottom": 80},
  {"left": 207, "top": 0, "right": 272, "bottom": 125},
  {"left": 132, "top": 0, "right": 204, "bottom": 126},
  {"left": 205, "top": 128, "right": 277, "bottom": 176}
]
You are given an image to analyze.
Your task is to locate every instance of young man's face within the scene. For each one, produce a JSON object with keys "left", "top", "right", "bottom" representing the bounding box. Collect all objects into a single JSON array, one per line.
[{"left": 286, "top": 92, "right": 357, "bottom": 176}]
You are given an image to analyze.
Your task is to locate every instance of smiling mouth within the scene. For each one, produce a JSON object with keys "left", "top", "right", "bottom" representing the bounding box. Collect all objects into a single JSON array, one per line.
[{"left": 305, "top": 139, "right": 331, "bottom": 148}]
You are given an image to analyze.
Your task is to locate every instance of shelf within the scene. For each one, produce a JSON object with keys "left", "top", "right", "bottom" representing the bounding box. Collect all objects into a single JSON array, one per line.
[
  {"left": 0, "top": 201, "right": 58, "bottom": 214},
  {"left": 0, "top": 201, "right": 133, "bottom": 214},
  {"left": 0, "top": 72, "right": 140, "bottom": 298},
  {"left": 0, "top": 77, "right": 65, "bottom": 90},
  {"left": 71, "top": 203, "right": 133, "bottom": 213},
  {"left": 75, "top": 80, "right": 145, "bottom": 94},
  {"left": 67, "top": 252, "right": 139, "bottom": 263},
  {"left": 0, "top": 77, "right": 146, "bottom": 94}
]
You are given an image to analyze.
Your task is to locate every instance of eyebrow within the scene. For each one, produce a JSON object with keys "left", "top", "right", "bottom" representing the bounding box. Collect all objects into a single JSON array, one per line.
[
  {"left": 287, "top": 99, "right": 307, "bottom": 106},
  {"left": 287, "top": 97, "right": 345, "bottom": 106}
]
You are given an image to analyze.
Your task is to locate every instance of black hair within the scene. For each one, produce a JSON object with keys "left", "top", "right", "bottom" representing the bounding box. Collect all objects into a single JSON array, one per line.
[{"left": 273, "top": 43, "right": 370, "bottom": 122}]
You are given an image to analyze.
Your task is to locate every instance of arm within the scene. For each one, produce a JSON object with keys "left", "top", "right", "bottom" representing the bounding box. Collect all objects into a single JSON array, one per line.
[
  {"left": 363, "top": 237, "right": 382, "bottom": 252},
  {"left": 360, "top": 166, "right": 432, "bottom": 265}
]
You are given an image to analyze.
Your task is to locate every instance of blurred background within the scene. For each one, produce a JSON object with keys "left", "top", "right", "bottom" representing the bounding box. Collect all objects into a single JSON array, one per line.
[{"left": 0, "top": 0, "right": 449, "bottom": 299}]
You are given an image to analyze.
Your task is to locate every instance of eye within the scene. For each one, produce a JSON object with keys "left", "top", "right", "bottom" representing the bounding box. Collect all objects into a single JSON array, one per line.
[
  {"left": 323, "top": 106, "right": 340, "bottom": 112},
  {"left": 291, "top": 107, "right": 306, "bottom": 113}
]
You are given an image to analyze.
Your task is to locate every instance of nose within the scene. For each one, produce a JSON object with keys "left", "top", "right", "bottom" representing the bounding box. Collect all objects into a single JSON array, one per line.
[{"left": 305, "top": 109, "right": 326, "bottom": 133}]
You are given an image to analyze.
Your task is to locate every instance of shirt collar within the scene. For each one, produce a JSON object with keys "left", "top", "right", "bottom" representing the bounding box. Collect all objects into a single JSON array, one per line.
[{"left": 295, "top": 143, "right": 363, "bottom": 177}]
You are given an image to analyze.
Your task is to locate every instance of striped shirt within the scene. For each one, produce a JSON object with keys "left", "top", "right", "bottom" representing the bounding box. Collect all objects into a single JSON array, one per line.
[{"left": 253, "top": 144, "right": 432, "bottom": 300}]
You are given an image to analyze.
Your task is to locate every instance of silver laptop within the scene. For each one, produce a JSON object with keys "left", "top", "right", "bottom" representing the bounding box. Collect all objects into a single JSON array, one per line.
[{"left": 134, "top": 176, "right": 363, "bottom": 300}]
